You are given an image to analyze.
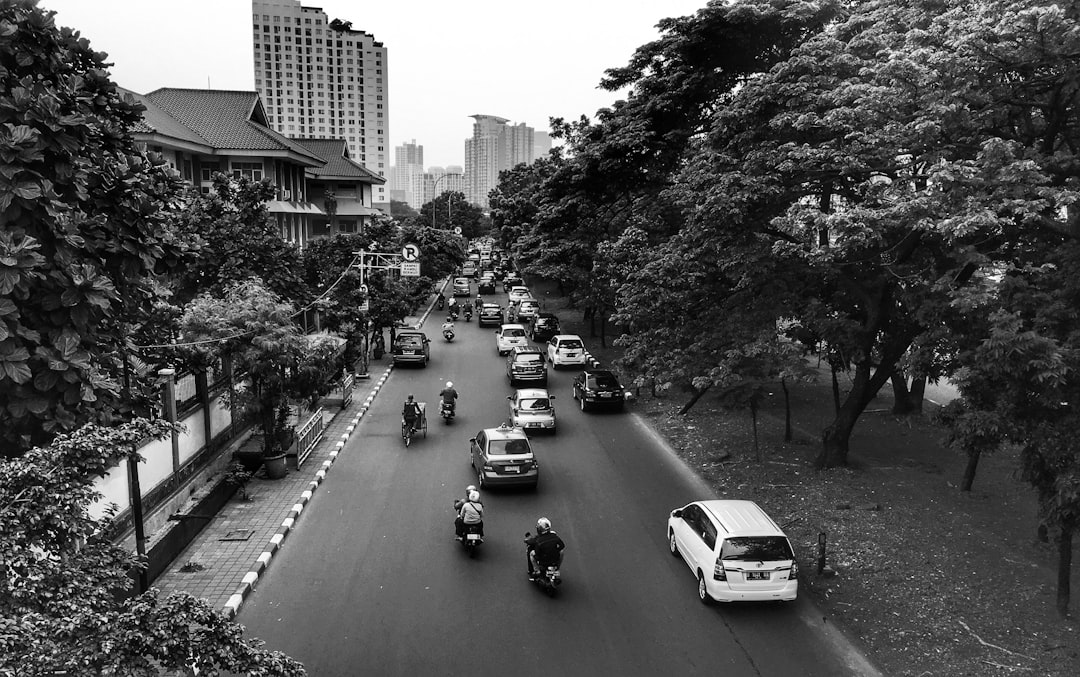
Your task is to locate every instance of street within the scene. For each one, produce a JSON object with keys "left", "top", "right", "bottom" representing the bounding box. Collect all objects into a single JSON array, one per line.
[{"left": 237, "top": 310, "right": 866, "bottom": 676}]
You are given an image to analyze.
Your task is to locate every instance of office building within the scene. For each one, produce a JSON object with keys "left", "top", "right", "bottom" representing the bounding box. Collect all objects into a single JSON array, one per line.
[
  {"left": 251, "top": 0, "right": 390, "bottom": 210},
  {"left": 465, "top": 115, "right": 547, "bottom": 210},
  {"left": 422, "top": 165, "right": 465, "bottom": 206},
  {"left": 392, "top": 139, "right": 424, "bottom": 208},
  {"left": 534, "top": 131, "right": 552, "bottom": 160}
]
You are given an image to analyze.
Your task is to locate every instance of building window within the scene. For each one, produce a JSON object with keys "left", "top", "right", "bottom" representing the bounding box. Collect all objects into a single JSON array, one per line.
[{"left": 231, "top": 162, "right": 264, "bottom": 182}]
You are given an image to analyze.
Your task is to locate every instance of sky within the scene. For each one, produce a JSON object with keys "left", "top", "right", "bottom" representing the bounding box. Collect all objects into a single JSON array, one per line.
[{"left": 40, "top": 0, "right": 709, "bottom": 169}]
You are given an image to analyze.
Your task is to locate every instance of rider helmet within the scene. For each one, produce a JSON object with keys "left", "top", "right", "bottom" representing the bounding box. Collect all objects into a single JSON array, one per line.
[
  {"left": 407, "top": 394, "right": 414, "bottom": 402},
  {"left": 536, "top": 517, "right": 552, "bottom": 533},
  {"left": 446, "top": 381, "right": 453, "bottom": 388},
  {"left": 466, "top": 485, "right": 476, "bottom": 493},
  {"left": 468, "top": 490, "right": 480, "bottom": 502}
]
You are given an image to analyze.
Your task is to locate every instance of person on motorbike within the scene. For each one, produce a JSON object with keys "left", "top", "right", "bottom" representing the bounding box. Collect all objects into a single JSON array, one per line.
[
  {"left": 454, "top": 489, "right": 484, "bottom": 539},
  {"left": 439, "top": 381, "right": 458, "bottom": 415},
  {"left": 437, "top": 292, "right": 445, "bottom": 310},
  {"left": 475, "top": 294, "right": 483, "bottom": 311},
  {"left": 526, "top": 517, "right": 565, "bottom": 579},
  {"left": 402, "top": 394, "right": 422, "bottom": 435},
  {"left": 442, "top": 316, "right": 455, "bottom": 336}
]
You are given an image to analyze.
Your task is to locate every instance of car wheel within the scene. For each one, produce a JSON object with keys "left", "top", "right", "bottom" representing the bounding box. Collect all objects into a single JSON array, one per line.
[
  {"left": 580, "top": 397, "right": 587, "bottom": 412},
  {"left": 697, "top": 571, "right": 713, "bottom": 605},
  {"left": 669, "top": 530, "right": 680, "bottom": 557},
  {"left": 477, "top": 469, "right": 485, "bottom": 487}
]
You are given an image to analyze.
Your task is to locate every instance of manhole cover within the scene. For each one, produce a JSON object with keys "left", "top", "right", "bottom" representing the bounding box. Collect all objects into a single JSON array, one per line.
[{"left": 219, "top": 529, "right": 254, "bottom": 541}]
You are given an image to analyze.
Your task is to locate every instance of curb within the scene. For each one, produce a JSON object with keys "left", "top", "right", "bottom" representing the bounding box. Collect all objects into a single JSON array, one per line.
[{"left": 220, "top": 283, "right": 445, "bottom": 619}]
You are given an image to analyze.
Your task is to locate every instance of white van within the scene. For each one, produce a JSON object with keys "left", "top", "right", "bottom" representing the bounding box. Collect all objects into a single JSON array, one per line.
[{"left": 667, "top": 499, "right": 798, "bottom": 603}]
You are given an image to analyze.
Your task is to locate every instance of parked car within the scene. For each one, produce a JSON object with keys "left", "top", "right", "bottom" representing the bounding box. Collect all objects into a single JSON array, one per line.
[
  {"left": 516, "top": 298, "right": 540, "bottom": 321},
  {"left": 507, "top": 286, "right": 531, "bottom": 304},
  {"left": 469, "top": 423, "right": 539, "bottom": 488},
  {"left": 667, "top": 500, "right": 799, "bottom": 604},
  {"left": 503, "top": 275, "right": 524, "bottom": 292},
  {"left": 506, "top": 346, "right": 548, "bottom": 385},
  {"left": 507, "top": 388, "right": 556, "bottom": 433},
  {"left": 547, "top": 334, "right": 587, "bottom": 369},
  {"left": 452, "top": 277, "right": 471, "bottom": 297},
  {"left": 392, "top": 330, "right": 430, "bottom": 367},
  {"left": 495, "top": 323, "right": 529, "bottom": 355},
  {"left": 572, "top": 369, "right": 626, "bottom": 411},
  {"left": 529, "top": 313, "right": 561, "bottom": 342},
  {"left": 478, "top": 303, "right": 504, "bottom": 327}
]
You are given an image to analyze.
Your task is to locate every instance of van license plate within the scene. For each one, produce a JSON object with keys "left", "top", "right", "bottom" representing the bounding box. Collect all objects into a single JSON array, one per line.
[
  {"left": 746, "top": 572, "right": 770, "bottom": 580},
  {"left": 503, "top": 466, "right": 519, "bottom": 473}
]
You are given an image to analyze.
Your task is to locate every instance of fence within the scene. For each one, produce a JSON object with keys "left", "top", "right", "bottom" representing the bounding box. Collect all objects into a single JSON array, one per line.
[{"left": 295, "top": 407, "right": 325, "bottom": 469}]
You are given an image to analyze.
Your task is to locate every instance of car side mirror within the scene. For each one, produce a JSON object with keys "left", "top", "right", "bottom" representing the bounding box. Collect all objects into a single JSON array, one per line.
[
  {"left": 672, "top": 509, "right": 683, "bottom": 518},
  {"left": 506, "top": 396, "right": 512, "bottom": 400},
  {"left": 549, "top": 395, "right": 556, "bottom": 400}
]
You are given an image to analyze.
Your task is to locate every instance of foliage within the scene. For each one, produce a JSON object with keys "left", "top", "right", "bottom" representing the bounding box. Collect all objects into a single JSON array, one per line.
[
  {"left": 389, "top": 199, "right": 418, "bottom": 220},
  {"left": 0, "top": 419, "right": 305, "bottom": 675},
  {"left": 419, "top": 190, "right": 488, "bottom": 238},
  {"left": 395, "top": 222, "right": 467, "bottom": 283},
  {"left": 0, "top": 1, "right": 191, "bottom": 454}
]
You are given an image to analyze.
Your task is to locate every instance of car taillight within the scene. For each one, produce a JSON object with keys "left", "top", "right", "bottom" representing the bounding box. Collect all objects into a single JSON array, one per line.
[
  {"left": 713, "top": 557, "right": 727, "bottom": 581},
  {"left": 789, "top": 561, "right": 799, "bottom": 580}
]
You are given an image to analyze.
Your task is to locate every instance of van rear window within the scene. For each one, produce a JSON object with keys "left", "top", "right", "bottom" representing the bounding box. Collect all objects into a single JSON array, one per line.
[{"left": 720, "top": 537, "right": 794, "bottom": 561}]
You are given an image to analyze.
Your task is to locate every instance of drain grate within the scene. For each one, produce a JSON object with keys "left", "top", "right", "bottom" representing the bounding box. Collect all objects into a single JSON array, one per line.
[{"left": 219, "top": 529, "right": 254, "bottom": 541}]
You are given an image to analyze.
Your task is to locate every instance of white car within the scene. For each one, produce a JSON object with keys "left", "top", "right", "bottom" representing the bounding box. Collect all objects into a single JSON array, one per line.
[
  {"left": 667, "top": 500, "right": 799, "bottom": 604},
  {"left": 546, "top": 334, "right": 587, "bottom": 369},
  {"left": 507, "top": 388, "right": 556, "bottom": 433},
  {"left": 507, "top": 286, "right": 531, "bottom": 304},
  {"left": 495, "top": 323, "right": 529, "bottom": 355}
]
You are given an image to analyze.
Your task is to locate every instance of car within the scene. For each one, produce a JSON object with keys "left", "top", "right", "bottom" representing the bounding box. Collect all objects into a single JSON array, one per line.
[
  {"left": 667, "top": 500, "right": 799, "bottom": 604},
  {"left": 495, "top": 323, "right": 529, "bottom": 355},
  {"left": 452, "top": 277, "right": 471, "bottom": 297},
  {"left": 529, "top": 313, "right": 561, "bottom": 342},
  {"left": 506, "top": 346, "right": 548, "bottom": 385},
  {"left": 392, "top": 330, "right": 430, "bottom": 367},
  {"left": 477, "top": 276, "right": 497, "bottom": 294},
  {"left": 469, "top": 423, "right": 538, "bottom": 488},
  {"left": 507, "top": 286, "right": 531, "bottom": 304},
  {"left": 516, "top": 298, "right": 540, "bottom": 321},
  {"left": 547, "top": 334, "right": 587, "bottom": 369},
  {"left": 503, "top": 275, "right": 524, "bottom": 292},
  {"left": 507, "top": 388, "right": 556, "bottom": 433},
  {"left": 478, "top": 303, "right": 504, "bottom": 327},
  {"left": 462, "top": 262, "right": 478, "bottom": 278},
  {"left": 572, "top": 369, "right": 626, "bottom": 411}
]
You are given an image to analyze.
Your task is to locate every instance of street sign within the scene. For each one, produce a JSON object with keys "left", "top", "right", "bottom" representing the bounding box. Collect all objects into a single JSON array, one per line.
[
  {"left": 400, "top": 262, "right": 421, "bottom": 277},
  {"left": 359, "top": 284, "right": 369, "bottom": 294},
  {"left": 454, "top": 226, "right": 462, "bottom": 235},
  {"left": 360, "top": 300, "right": 370, "bottom": 311},
  {"left": 401, "top": 243, "right": 420, "bottom": 262}
]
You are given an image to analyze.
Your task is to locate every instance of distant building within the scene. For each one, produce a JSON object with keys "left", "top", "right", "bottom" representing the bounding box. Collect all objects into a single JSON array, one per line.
[
  {"left": 392, "top": 139, "right": 425, "bottom": 209},
  {"left": 251, "top": 0, "right": 390, "bottom": 210},
  {"left": 422, "top": 165, "right": 465, "bottom": 206},
  {"left": 465, "top": 115, "right": 545, "bottom": 209},
  {"left": 533, "top": 131, "right": 552, "bottom": 160}
]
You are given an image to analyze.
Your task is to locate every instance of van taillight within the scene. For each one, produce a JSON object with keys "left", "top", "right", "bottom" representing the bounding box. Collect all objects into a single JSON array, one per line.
[
  {"left": 713, "top": 556, "right": 727, "bottom": 581},
  {"left": 790, "top": 560, "right": 799, "bottom": 580}
]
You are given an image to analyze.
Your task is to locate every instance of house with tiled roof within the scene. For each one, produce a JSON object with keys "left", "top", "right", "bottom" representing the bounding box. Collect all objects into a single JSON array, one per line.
[{"left": 125, "top": 88, "right": 384, "bottom": 244}]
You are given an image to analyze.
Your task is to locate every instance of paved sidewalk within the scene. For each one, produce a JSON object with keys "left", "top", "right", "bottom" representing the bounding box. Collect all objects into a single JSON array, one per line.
[{"left": 152, "top": 295, "right": 443, "bottom": 618}]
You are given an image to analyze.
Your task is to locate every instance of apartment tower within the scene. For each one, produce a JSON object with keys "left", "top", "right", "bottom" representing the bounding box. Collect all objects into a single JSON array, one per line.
[
  {"left": 392, "top": 139, "right": 424, "bottom": 209},
  {"left": 251, "top": 0, "right": 390, "bottom": 209}
]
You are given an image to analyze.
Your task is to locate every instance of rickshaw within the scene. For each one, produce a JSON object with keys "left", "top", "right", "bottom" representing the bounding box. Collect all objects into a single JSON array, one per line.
[{"left": 402, "top": 401, "right": 428, "bottom": 447}]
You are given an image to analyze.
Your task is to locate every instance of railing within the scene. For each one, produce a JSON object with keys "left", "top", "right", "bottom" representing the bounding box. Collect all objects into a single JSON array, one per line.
[
  {"left": 295, "top": 407, "right": 325, "bottom": 469},
  {"left": 341, "top": 372, "right": 355, "bottom": 409}
]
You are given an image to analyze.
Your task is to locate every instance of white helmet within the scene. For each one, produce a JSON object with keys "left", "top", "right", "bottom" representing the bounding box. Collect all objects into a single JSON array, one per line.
[
  {"left": 536, "top": 517, "right": 552, "bottom": 533},
  {"left": 466, "top": 485, "right": 476, "bottom": 493},
  {"left": 468, "top": 490, "right": 480, "bottom": 502},
  {"left": 446, "top": 381, "right": 453, "bottom": 388}
]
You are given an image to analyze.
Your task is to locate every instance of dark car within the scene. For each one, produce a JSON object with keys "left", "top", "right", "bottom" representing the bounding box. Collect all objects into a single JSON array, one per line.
[
  {"left": 478, "top": 303, "right": 504, "bottom": 327},
  {"left": 572, "top": 369, "right": 626, "bottom": 411},
  {"left": 506, "top": 346, "right": 548, "bottom": 386},
  {"left": 530, "top": 313, "right": 561, "bottom": 342},
  {"left": 503, "top": 275, "right": 524, "bottom": 292},
  {"left": 392, "top": 330, "right": 430, "bottom": 367},
  {"left": 478, "top": 276, "right": 497, "bottom": 294}
]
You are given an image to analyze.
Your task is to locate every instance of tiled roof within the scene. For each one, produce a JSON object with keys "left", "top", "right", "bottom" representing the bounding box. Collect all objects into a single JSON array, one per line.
[
  {"left": 120, "top": 87, "right": 206, "bottom": 146},
  {"left": 291, "top": 138, "right": 386, "bottom": 183},
  {"left": 141, "top": 88, "right": 324, "bottom": 165}
]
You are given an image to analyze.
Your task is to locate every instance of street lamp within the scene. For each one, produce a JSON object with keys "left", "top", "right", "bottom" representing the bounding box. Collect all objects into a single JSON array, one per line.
[{"left": 430, "top": 173, "right": 462, "bottom": 229}]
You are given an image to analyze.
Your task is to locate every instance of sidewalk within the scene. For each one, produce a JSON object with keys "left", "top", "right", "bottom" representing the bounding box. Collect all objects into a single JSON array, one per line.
[{"left": 152, "top": 298, "right": 442, "bottom": 618}]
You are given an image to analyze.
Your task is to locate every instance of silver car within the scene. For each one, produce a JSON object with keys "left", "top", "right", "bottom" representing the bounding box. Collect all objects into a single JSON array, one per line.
[{"left": 508, "top": 388, "right": 556, "bottom": 434}]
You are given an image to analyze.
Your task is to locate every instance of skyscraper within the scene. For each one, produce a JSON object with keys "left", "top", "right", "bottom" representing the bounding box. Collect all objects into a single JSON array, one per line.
[
  {"left": 251, "top": 0, "right": 390, "bottom": 209},
  {"left": 392, "top": 139, "right": 424, "bottom": 208},
  {"left": 465, "top": 115, "right": 544, "bottom": 210}
]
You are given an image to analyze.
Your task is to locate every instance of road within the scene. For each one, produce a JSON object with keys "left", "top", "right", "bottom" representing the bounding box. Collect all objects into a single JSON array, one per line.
[{"left": 237, "top": 301, "right": 870, "bottom": 676}]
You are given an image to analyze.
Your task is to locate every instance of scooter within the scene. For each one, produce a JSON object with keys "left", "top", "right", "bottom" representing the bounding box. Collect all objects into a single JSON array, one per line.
[
  {"left": 458, "top": 522, "right": 483, "bottom": 557},
  {"left": 463, "top": 305, "right": 473, "bottom": 322},
  {"left": 437, "top": 295, "right": 445, "bottom": 311},
  {"left": 440, "top": 400, "right": 455, "bottom": 423},
  {"left": 525, "top": 532, "right": 562, "bottom": 596},
  {"left": 448, "top": 307, "right": 459, "bottom": 321},
  {"left": 443, "top": 328, "right": 455, "bottom": 342}
]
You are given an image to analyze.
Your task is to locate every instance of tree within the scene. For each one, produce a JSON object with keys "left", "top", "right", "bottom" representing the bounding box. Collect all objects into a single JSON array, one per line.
[
  {"left": 0, "top": 1, "right": 190, "bottom": 454},
  {"left": 0, "top": 419, "right": 305, "bottom": 675},
  {"left": 389, "top": 199, "right": 418, "bottom": 220},
  {"left": 421, "top": 190, "right": 488, "bottom": 238}
]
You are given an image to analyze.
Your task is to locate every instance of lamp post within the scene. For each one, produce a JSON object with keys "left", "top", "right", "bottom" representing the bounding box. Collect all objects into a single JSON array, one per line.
[{"left": 430, "top": 173, "right": 462, "bottom": 229}]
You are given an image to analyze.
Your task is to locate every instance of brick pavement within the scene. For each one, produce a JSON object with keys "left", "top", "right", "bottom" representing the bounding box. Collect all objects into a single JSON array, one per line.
[{"left": 152, "top": 299, "right": 443, "bottom": 618}]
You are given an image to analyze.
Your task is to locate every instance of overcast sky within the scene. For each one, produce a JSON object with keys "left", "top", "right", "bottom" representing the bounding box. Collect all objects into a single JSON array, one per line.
[{"left": 40, "top": 0, "right": 708, "bottom": 168}]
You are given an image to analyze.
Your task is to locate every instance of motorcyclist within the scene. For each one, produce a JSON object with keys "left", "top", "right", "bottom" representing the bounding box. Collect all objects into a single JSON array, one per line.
[
  {"left": 526, "top": 517, "right": 565, "bottom": 579},
  {"left": 437, "top": 292, "right": 445, "bottom": 310},
  {"left": 442, "top": 316, "right": 455, "bottom": 337},
  {"left": 439, "top": 381, "right": 459, "bottom": 414},
  {"left": 475, "top": 294, "right": 483, "bottom": 311},
  {"left": 402, "top": 394, "right": 422, "bottom": 435},
  {"left": 463, "top": 304, "right": 473, "bottom": 320},
  {"left": 454, "top": 488, "right": 484, "bottom": 539}
]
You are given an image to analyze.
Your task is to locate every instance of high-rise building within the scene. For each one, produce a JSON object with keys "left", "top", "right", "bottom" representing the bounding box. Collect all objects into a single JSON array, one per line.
[
  {"left": 533, "top": 131, "right": 552, "bottom": 160},
  {"left": 465, "top": 115, "right": 547, "bottom": 210},
  {"left": 251, "top": 0, "right": 390, "bottom": 209},
  {"left": 422, "top": 165, "right": 465, "bottom": 206},
  {"left": 507, "top": 122, "right": 535, "bottom": 167},
  {"left": 392, "top": 139, "right": 424, "bottom": 208}
]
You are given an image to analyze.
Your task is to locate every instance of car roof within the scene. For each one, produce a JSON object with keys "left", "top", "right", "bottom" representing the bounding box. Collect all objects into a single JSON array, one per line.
[
  {"left": 583, "top": 369, "right": 616, "bottom": 378},
  {"left": 535, "top": 312, "right": 558, "bottom": 319},
  {"left": 514, "top": 388, "right": 550, "bottom": 398},
  {"left": 481, "top": 303, "right": 501, "bottom": 309},
  {"left": 484, "top": 423, "right": 529, "bottom": 440},
  {"left": 510, "top": 285, "right": 529, "bottom": 291},
  {"left": 500, "top": 323, "right": 527, "bottom": 330},
  {"left": 695, "top": 500, "right": 785, "bottom": 537},
  {"left": 551, "top": 334, "right": 582, "bottom": 341},
  {"left": 519, "top": 298, "right": 539, "bottom": 305},
  {"left": 512, "top": 345, "right": 543, "bottom": 354}
]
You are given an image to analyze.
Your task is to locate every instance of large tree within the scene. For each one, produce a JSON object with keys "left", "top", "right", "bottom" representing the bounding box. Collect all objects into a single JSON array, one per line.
[{"left": 0, "top": 0, "right": 190, "bottom": 453}]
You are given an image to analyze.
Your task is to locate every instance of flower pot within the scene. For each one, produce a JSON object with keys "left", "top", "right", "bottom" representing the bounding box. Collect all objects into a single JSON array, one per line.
[
  {"left": 233, "top": 447, "right": 265, "bottom": 473},
  {"left": 263, "top": 453, "right": 288, "bottom": 480}
]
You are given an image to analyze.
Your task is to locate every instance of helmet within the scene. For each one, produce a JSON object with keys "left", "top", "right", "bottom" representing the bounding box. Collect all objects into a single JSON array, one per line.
[
  {"left": 468, "top": 490, "right": 480, "bottom": 502},
  {"left": 536, "top": 517, "right": 552, "bottom": 533},
  {"left": 446, "top": 381, "right": 453, "bottom": 388},
  {"left": 407, "top": 394, "right": 414, "bottom": 401},
  {"left": 466, "top": 485, "right": 476, "bottom": 493}
]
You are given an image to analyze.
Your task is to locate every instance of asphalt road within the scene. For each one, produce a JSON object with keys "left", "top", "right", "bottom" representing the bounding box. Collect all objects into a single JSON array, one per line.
[{"left": 237, "top": 302, "right": 872, "bottom": 676}]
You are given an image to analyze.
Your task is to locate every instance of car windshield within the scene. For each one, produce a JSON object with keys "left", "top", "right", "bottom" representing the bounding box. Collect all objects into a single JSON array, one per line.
[
  {"left": 521, "top": 302, "right": 538, "bottom": 308},
  {"left": 720, "top": 536, "right": 794, "bottom": 561},
  {"left": 591, "top": 373, "right": 620, "bottom": 388},
  {"left": 558, "top": 339, "right": 583, "bottom": 350},
  {"left": 537, "top": 318, "right": 557, "bottom": 327},
  {"left": 503, "top": 328, "right": 525, "bottom": 338},
  {"left": 515, "top": 354, "right": 543, "bottom": 363},
  {"left": 488, "top": 438, "right": 531, "bottom": 455},
  {"left": 518, "top": 398, "right": 550, "bottom": 410},
  {"left": 396, "top": 336, "right": 423, "bottom": 348}
]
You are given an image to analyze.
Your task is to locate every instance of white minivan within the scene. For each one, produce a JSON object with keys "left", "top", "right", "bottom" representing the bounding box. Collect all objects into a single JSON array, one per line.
[{"left": 667, "top": 499, "right": 798, "bottom": 603}]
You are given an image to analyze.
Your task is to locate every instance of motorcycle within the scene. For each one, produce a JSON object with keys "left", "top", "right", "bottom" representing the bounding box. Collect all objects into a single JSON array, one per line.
[
  {"left": 448, "top": 306, "right": 459, "bottom": 321},
  {"left": 458, "top": 522, "right": 483, "bottom": 557},
  {"left": 524, "top": 532, "right": 562, "bottom": 596},
  {"left": 443, "top": 328, "right": 455, "bottom": 342},
  {"left": 437, "top": 295, "right": 445, "bottom": 311},
  {"left": 440, "top": 400, "right": 455, "bottom": 423},
  {"left": 463, "top": 305, "right": 473, "bottom": 322}
]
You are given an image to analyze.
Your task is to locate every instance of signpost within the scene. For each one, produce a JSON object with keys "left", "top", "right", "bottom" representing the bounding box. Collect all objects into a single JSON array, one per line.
[
  {"left": 400, "top": 262, "right": 421, "bottom": 277},
  {"left": 401, "top": 243, "right": 420, "bottom": 262}
]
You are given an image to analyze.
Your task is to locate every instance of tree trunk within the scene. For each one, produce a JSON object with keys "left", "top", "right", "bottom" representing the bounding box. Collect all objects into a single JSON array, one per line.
[
  {"left": 782, "top": 377, "right": 792, "bottom": 442},
  {"left": 831, "top": 365, "right": 841, "bottom": 416},
  {"left": 751, "top": 399, "right": 760, "bottom": 462},
  {"left": 960, "top": 448, "right": 981, "bottom": 491},
  {"left": 891, "top": 372, "right": 915, "bottom": 415},
  {"left": 1057, "top": 522, "right": 1073, "bottom": 618},
  {"left": 909, "top": 375, "right": 927, "bottom": 413},
  {"left": 678, "top": 384, "right": 712, "bottom": 415},
  {"left": 817, "top": 357, "right": 895, "bottom": 468},
  {"left": 600, "top": 313, "right": 607, "bottom": 348}
]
